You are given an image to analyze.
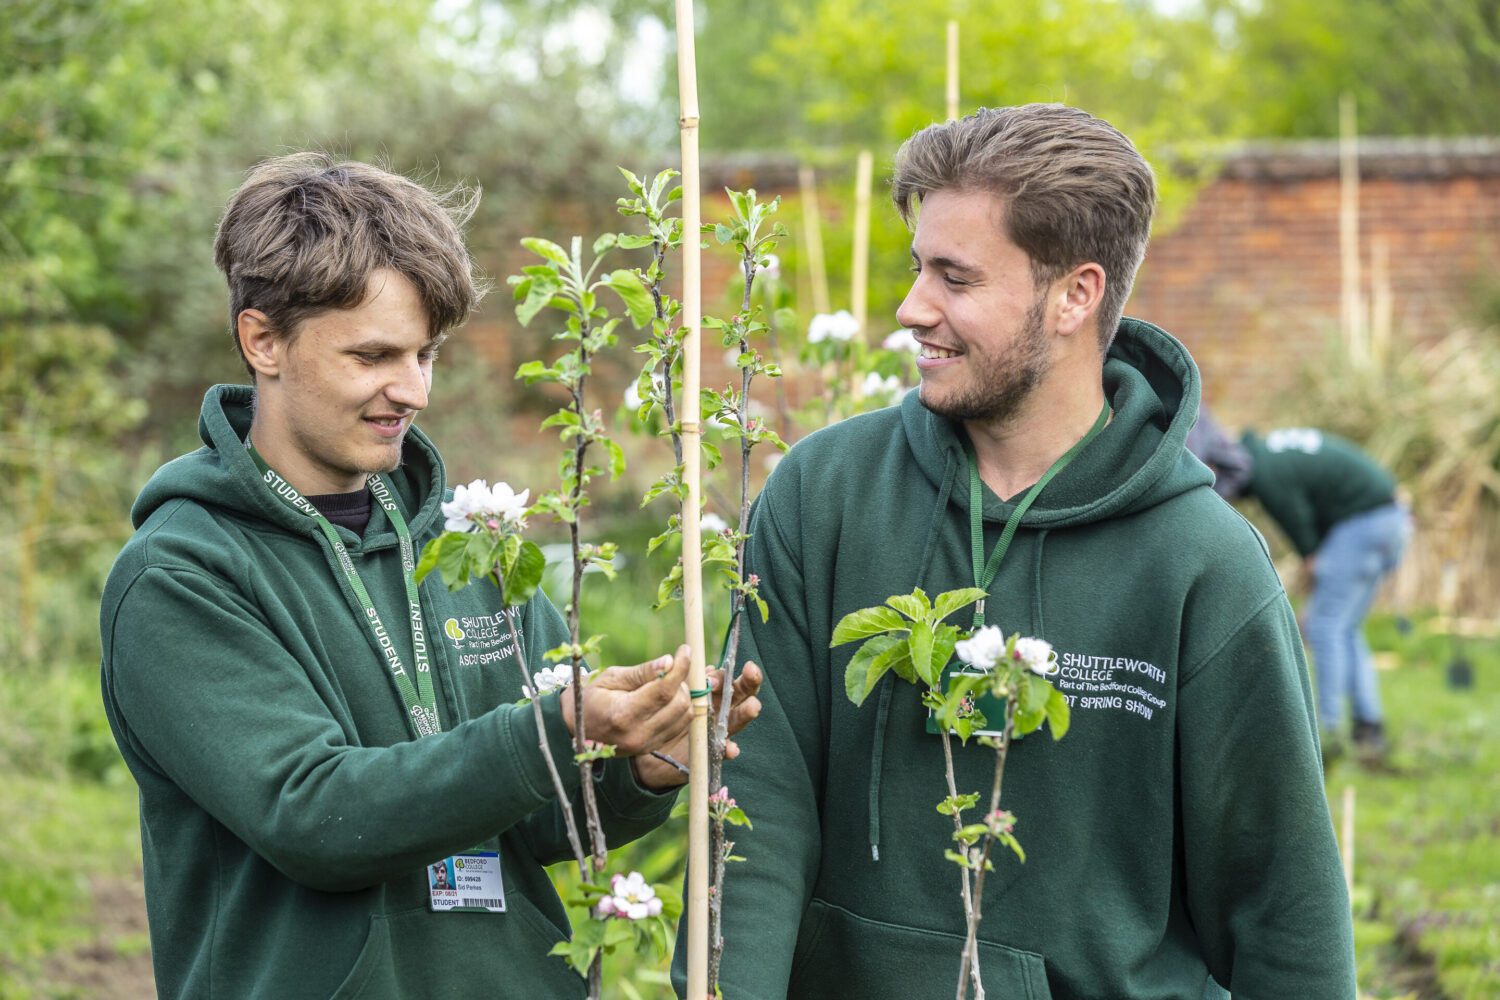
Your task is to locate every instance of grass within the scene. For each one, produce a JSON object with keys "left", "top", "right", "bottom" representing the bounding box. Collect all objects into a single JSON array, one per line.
[
  {"left": 1335, "top": 613, "right": 1500, "bottom": 999},
  {"left": 0, "top": 709, "right": 140, "bottom": 1000}
]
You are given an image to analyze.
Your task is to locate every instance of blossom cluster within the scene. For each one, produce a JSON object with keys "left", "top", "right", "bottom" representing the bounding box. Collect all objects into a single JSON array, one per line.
[
  {"left": 521, "top": 664, "right": 591, "bottom": 701},
  {"left": 597, "top": 870, "right": 663, "bottom": 920},
  {"left": 882, "top": 328, "right": 921, "bottom": 353},
  {"left": 442, "top": 479, "right": 529, "bottom": 534},
  {"left": 860, "top": 371, "right": 905, "bottom": 400},
  {"left": 807, "top": 310, "right": 859, "bottom": 344},
  {"left": 955, "top": 626, "right": 1058, "bottom": 676}
]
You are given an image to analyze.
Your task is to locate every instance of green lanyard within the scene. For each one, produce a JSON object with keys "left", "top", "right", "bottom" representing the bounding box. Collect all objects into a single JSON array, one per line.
[
  {"left": 965, "top": 401, "right": 1110, "bottom": 628},
  {"left": 247, "top": 443, "right": 441, "bottom": 738}
]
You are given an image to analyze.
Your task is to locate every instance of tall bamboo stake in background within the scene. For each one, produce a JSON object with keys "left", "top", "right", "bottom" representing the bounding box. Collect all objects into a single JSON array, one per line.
[
  {"left": 798, "top": 165, "right": 832, "bottom": 316},
  {"left": 946, "top": 20, "right": 960, "bottom": 121},
  {"left": 672, "top": 1, "right": 711, "bottom": 997},
  {"left": 1339, "top": 92, "right": 1365, "bottom": 366},
  {"left": 849, "top": 149, "right": 873, "bottom": 396}
]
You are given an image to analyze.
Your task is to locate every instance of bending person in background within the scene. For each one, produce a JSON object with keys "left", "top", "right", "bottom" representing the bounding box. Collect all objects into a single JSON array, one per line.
[
  {"left": 679, "top": 105, "right": 1356, "bottom": 1000},
  {"left": 1188, "top": 413, "right": 1409, "bottom": 763},
  {"left": 100, "top": 152, "right": 760, "bottom": 1000}
]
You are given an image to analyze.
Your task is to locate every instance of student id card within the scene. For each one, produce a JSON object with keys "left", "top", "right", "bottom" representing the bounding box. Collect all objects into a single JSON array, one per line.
[
  {"left": 924, "top": 667, "right": 1014, "bottom": 741},
  {"left": 428, "top": 852, "right": 506, "bottom": 913}
]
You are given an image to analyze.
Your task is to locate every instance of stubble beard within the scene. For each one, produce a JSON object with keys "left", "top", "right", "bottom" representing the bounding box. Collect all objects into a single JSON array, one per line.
[{"left": 918, "top": 298, "right": 1051, "bottom": 425}]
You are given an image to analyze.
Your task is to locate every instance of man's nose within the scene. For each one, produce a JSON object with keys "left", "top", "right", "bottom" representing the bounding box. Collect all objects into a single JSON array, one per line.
[
  {"left": 895, "top": 275, "right": 937, "bottom": 331},
  {"left": 387, "top": 357, "right": 430, "bottom": 412}
]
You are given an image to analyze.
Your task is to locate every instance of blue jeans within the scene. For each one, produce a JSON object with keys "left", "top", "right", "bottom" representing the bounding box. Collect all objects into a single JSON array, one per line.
[{"left": 1304, "top": 503, "right": 1410, "bottom": 731}]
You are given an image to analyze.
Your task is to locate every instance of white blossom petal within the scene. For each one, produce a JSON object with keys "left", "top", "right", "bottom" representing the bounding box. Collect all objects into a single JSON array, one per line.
[{"left": 955, "top": 625, "right": 1007, "bottom": 671}]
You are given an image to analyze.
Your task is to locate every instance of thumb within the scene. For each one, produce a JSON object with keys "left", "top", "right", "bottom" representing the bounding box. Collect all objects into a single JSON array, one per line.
[{"left": 616, "top": 652, "right": 675, "bottom": 689}]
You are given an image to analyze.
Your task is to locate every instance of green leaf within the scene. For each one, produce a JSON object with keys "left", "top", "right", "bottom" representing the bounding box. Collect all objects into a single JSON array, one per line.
[
  {"left": 515, "top": 270, "right": 563, "bottom": 326},
  {"left": 414, "top": 536, "right": 443, "bottom": 585},
  {"left": 606, "top": 269, "right": 655, "bottom": 328},
  {"left": 932, "top": 587, "right": 990, "bottom": 622},
  {"left": 844, "top": 634, "right": 897, "bottom": 706},
  {"left": 1045, "top": 686, "right": 1072, "bottom": 740},
  {"left": 616, "top": 234, "right": 655, "bottom": 249},
  {"left": 885, "top": 590, "right": 929, "bottom": 622},
  {"left": 437, "top": 531, "right": 471, "bottom": 589},
  {"left": 540, "top": 410, "right": 581, "bottom": 430},
  {"left": 928, "top": 626, "right": 960, "bottom": 687},
  {"left": 502, "top": 540, "right": 546, "bottom": 607},
  {"left": 830, "top": 605, "right": 908, "bottom": 646},
  {"left": 605, "top": 438, "right": 626, "bottom": 480},
  {"left": 908, "top": 620, "right": 936, "bottom": 687},
  {"left": 515, "top": 360, "right": 556, "bottom": 384},
  {"left": 592, "top": 233, "right": 617, "bottom": 256},
  {"left": 873, "top": 637, "right": 918, "bottom": 686},
  {"left": 522, "top": 237, "right": 572, "bottom": 267}
]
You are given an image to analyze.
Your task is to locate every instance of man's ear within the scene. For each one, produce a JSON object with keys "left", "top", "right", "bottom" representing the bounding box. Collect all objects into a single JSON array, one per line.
[
  {"left": 1053, "top": 262, "right": 1106, "bottom": 341},
  {"left": 237, "top": 310, "right": 282, "bottom": 378}
]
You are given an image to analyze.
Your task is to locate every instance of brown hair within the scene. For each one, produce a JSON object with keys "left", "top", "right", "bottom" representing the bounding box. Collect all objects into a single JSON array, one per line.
[
  {"left": 213, "top": 152, "right": 486, "bottom": 373},
  {"left": 891, "top": 104, "right": 1156, "bottom": 349}
]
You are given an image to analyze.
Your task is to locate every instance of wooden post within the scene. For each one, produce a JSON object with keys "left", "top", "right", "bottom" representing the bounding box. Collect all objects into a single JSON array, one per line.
[
  {"left": 850, "top": 149, "right": 873, "bottom": 396},
  {"left": 1340, "top": 784, "right": 1356, "bottom": 896},
  {"left": 946, "top": 20, "right": 960, "bottom": 121},
  {"left": 1370, "top": 236, "right": 1392, "bottom": 368},
  {"left": 1339, "top": 93, "right": 1365, "bottom": 366},
  {"left": 673, "top": 2, "right": 711, "bottom": 996},
  {"left": 798, "top": 165, "right": 832, "bottom": 317}
]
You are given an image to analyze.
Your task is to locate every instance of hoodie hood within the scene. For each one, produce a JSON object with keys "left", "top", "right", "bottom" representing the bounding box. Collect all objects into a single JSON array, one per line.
[
  {"left": 900, "top": 316, "right": 1211, "bottom": 525},
  {"left": 131, "top": 384, "right": 446, "bottom": 544}
]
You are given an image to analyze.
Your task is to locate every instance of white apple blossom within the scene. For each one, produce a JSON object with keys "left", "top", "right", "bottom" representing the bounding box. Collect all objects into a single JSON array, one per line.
[
  {"left": 1013, "top": 637, "right": 1058, "bottom": 675},
  {"left": 861, "top": 372, "right": 905, "bottom": 400},
  {"left": 882, "top": 328, "right": 921, "bottom": 353},
  {"left": 598, "top": 870, "right": 663, "bottom": 920},
  {"left": 700, "top": 512, "right": 729, "bottom": 535},
  {"left": 442, "top": 479, "right": 529, "bottom": 533},
  {"left": 807, "top": 309, "right": 860, "bottom": 344},
  {"left": 954, "top": 625, "right": 1007, "bottom": 670},
  {"left": 759, "top": 253, "right": 781, "bottom": 280},
  {"left": 520, "top": 664, "right": 591, "bottom": 701}
]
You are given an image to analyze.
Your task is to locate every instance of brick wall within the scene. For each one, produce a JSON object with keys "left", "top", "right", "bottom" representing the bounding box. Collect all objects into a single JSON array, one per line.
[
  {"left": 1128, "top": 138, "right": 1500, "bottom": 424},
  {"left": 472, "top": 140, "right": 1500, "bottom": 431}
]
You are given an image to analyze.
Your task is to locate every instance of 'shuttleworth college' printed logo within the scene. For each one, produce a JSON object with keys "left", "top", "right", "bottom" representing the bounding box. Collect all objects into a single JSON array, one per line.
[{"left": 444, "top": 615, "right": 516, "bottom": 667}]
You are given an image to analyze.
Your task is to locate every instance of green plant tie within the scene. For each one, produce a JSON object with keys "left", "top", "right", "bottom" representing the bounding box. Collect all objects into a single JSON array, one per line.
[
  {"left": 965, "top": 401, "right": 1109, "bottom": 629},
  {"left": 246, "top": 441, "right": 441, "bottom": 739}
]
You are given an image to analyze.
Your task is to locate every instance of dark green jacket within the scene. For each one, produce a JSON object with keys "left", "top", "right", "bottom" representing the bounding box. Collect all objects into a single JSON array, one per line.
[
  {"left": 101, "top": 384, "right": 675, "bottom": 999},
  {"left": 686, "top": 320, "right": 1354, "bottom": 999},
  {"left": 1241, "top": 428, "right": 1397, "bottom": 556}
]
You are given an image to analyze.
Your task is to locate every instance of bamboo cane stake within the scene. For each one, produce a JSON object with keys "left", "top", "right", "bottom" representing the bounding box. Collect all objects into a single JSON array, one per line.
[
  {"left": 946, "top": 20, "right": 960, "bottom": 121},
  {"left": 1340, "top": 784, "right": 1356, "bottom": 896},
  {"left": 1339, "top": 93, "right": 1365, "bottom": 367},
  {"left": 1370, "top": 236, "right": 1392, "bottom": 368},
  {"left": 849, "top": 149, "right": 873, "bottom": 397},
  {"left": 798, "top": 165, "right": 832, "bottom": 316},
  {"left": 673, "top": 2, "right": 710, "bottom": 997}
]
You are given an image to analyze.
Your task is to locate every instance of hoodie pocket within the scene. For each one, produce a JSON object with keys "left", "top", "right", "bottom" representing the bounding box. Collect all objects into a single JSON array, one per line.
[
  {"left": 326, "top": 900, "right": 582, "bottom": 999},
  {"left": 788, "top": 898, "right": 1053, "bottom": 999},
  {"left": 328, "top": 914, "right": 393, "bottom": 1000}
]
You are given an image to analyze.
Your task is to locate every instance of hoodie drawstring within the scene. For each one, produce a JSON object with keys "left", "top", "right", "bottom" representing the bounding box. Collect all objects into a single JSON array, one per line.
[
  {"left": 1031, "top": 529, "right": 1051, "bottom": 637},
  {"left": 869, "top": 450, "right": 959, "bottom": 862}
]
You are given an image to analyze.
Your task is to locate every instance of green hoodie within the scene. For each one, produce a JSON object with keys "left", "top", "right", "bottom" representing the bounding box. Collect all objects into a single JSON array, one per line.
[
  {"left": 100, "top": 384, "right": 675, "bottom": 1000},
  {"left": 1240, "top": 428, "right": 1397, "bottom": 557},
  {"left": 683, "top": 320, "right": 1355, "bottom": 999}
]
